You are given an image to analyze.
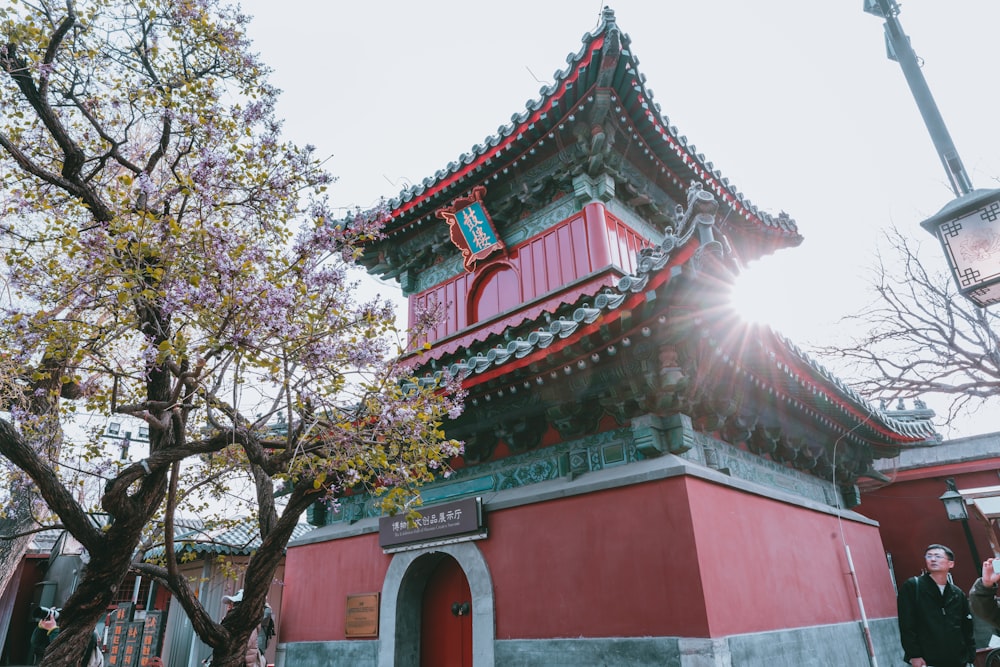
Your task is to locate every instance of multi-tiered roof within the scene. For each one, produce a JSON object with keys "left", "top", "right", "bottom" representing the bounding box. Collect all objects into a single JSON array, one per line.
[{"left": 356, "top": 7, "right": 937, "bottom": 493}]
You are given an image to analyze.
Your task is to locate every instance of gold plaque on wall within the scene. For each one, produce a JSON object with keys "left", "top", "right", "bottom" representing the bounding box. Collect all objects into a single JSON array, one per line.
[{"left": 345, "top": 593, "right": 380, "bottom": 638}]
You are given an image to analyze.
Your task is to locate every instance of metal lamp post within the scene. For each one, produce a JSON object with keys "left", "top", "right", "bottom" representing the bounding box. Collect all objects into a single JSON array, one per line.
[
  {"left": 939, "top": 477, "right": 982, "bottom": 565},
  {"left": 865, "top": 0, "right": 1000, "bottom": 307}
]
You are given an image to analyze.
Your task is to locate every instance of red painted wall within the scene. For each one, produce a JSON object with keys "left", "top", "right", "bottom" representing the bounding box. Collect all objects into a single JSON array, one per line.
[
  {"left": 857, "top": 468, "right": 999, "bottom": 591},
  {"left": 409, "top": 203, "right": 649, "bottom": 346},
  {"left": 481, "top": 477, "right": 893, "bottom": 639},
  {"left": 280, "top": 475, "right": 895, "bottom": 643},
  {"left": 279, "top": 534, "right": 390, "bottom": 643},
  {"left": 685, "top": 477, "right": 897, "bottom": 636},
  {"left": 481, "top": 476, "right": 709, "bottom": 639}
]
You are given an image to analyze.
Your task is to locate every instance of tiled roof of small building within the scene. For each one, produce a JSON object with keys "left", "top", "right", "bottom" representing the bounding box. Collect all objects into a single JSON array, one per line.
[{"left": 143, "top": 519, "right": 313, "bottom": 559}]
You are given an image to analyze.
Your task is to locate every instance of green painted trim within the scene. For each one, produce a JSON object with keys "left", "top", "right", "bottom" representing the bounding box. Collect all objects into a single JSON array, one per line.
[
  {"left": 318, "top": 413, "right": 844, "bottom": 527},
  {"left": 326, "top": 427, "right": 638, "bottom": 525},
  {"left": 420, "top": 475, "right": 496, "bottom": 503}
]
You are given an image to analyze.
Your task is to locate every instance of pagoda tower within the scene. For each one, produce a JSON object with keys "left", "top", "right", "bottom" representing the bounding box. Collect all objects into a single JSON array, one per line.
[{"left": 276, "top": 8, "right": 937, "bottom": 667}]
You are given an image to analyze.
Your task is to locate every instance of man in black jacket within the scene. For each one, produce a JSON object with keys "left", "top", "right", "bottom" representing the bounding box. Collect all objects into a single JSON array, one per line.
[{"left": 897, "top": 544, "right": 975, "bottom": 667}]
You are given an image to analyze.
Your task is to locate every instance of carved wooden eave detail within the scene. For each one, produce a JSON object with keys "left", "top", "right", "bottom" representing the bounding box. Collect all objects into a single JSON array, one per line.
[{"left": 496, "top": 413, "right": 548, "bottom": 453}]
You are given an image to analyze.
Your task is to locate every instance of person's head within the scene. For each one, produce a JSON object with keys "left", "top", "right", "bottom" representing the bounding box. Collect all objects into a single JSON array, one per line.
[{"left": 924, "top": 544, "right": 956, "bottom": 574}]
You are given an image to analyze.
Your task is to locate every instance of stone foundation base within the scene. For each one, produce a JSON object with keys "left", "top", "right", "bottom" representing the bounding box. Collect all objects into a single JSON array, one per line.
[{"left": 277, "top": 617, "right": 898, "bottom": 667}]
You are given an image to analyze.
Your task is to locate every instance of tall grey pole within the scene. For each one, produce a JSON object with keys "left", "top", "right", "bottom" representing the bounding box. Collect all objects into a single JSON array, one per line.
[{"left": 871, "top": 0, "right": 973, "bottom": 197}]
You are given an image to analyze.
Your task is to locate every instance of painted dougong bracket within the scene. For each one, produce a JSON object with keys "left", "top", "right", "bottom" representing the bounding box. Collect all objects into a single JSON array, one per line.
[{"left": 631, "top": 413, "right": 694, "bottom": 458}]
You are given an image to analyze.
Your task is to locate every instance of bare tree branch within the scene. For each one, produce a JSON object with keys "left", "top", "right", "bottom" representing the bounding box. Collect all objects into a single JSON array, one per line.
[{"left": 815, "top": 226, "right": 1000, "bottom": 424}]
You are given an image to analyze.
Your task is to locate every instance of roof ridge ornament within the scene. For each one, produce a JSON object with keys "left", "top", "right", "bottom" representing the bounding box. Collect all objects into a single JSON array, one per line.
[{"left": 672, "top": 181, "right": 719, "bottom": 246}]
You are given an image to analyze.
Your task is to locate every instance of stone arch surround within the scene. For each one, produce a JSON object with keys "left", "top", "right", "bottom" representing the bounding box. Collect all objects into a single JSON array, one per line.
[{"left": 378, "top": 541, "right": 496, "bottom": 667}]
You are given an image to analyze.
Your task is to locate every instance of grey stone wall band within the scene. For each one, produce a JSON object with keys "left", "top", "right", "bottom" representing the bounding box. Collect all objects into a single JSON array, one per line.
[{"left": 278, "top": 617, "right": 899, "bottom": 666}]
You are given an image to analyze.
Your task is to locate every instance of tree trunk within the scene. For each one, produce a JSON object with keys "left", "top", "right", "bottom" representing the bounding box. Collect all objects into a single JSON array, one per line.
[
  {"left": 38, "top": 621, "right": 91, "bottom": 667},
  {"left": 211, "top": 642, "right": 253, "bottom": 667},
  {"left": 40, "top": 524, "right": 147, "bottom": 665}
]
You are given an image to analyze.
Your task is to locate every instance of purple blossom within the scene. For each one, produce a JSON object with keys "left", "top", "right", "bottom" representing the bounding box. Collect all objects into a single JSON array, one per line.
[{"left": 0, "top": 0, "right": 465, "bottom": 550}]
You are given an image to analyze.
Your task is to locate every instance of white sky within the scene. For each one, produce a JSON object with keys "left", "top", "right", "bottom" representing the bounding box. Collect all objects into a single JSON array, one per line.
[{"left": 238, "top": 0, "right": 1000, "bottom": 438}]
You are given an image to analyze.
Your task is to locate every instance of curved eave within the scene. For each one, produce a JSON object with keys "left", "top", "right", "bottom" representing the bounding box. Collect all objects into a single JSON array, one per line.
[
  {"left": 404, "top": 273, "right": 621, "bottom": 366},
  {"left": 143, "top": 540, "right": 258, "bottom": 559},
  {"left": 370, "top": 9, "right": 801, "bottom": 261},
  {"left": 744, "top": 326, "right": 940, "bottom": 448},
  {"left": 380, "top": 33, "right": 607, "bottom": 234}
]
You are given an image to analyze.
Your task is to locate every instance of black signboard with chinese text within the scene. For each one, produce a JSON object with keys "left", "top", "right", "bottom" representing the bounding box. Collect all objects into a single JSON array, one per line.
[
  {"left": 120, "top": 620, "right": 144, "bottom": 667},
  {"left": 378, "top": 496, "right": 484, "bottom": 549},
  {"left": 106, "top": 603, "right": 135, "bottom": 667},
  {"left": 139, "top": 611, "right": 165, "bottom": 666}
]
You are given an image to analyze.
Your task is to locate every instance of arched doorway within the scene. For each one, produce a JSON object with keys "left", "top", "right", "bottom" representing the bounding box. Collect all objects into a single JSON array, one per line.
[
  {"left": 420, "top": 555, "right": 472, "bottom": 666},
  {"left": 378, "top": 542, "right": 495, "bottom": 667}
]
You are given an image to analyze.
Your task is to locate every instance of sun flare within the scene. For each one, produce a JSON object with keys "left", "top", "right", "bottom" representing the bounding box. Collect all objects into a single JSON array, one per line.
[{"left": 727, "top": 261, "right": 792, "bottom": 329}]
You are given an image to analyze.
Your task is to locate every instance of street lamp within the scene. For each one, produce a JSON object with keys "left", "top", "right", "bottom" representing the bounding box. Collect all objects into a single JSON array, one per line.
[
  {"left": 939, "top": 478, "right": 982, "bottom": 565},
  {"left": 919, "top": 192, "right": 1000, "bottom": 307},
  {"left": 865, "top": 0, "right": 1000, "bottom": 307},
  {"left": 939, "top": 478, "right": 968, "bottom": 521}
]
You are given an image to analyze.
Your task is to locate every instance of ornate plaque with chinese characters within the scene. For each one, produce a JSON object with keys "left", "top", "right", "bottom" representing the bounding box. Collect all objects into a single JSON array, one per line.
[{"left": 435, "top": 186, "right": 505, "bottom": 271}]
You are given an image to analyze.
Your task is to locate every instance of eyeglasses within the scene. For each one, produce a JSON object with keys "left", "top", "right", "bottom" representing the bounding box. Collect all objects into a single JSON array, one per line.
[{"left": 925, "top": 552, "right": 951, "bottom": 561}]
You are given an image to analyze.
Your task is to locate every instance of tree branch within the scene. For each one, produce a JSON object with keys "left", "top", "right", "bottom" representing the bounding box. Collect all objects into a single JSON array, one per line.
[{"left": 815, "top": 226, "right": 1000, "bottom": 425}]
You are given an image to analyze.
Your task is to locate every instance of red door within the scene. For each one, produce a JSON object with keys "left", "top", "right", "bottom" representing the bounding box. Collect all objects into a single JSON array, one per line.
[{"left": 420, "top": 555, "right": 472, "bottom": 667}]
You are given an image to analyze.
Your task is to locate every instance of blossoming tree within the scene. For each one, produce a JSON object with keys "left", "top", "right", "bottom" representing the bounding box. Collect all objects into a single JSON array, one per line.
[{"left": 0, "top": 1, "right": 463, "bottom": 665}]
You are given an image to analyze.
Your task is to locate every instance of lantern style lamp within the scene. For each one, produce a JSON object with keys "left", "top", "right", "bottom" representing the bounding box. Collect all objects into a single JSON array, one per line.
[
  {"left": 920, "top": 189, "right": 1000, "bottom": 307},
  {"left": 938, "top": 477, "right": 982, "bottom": 564},
  {"left": 939, "top": 478, "right": 968, "bottom": 521},
  {"left": 866, "top": 0, "right": 1000, "bottom": 307}
]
